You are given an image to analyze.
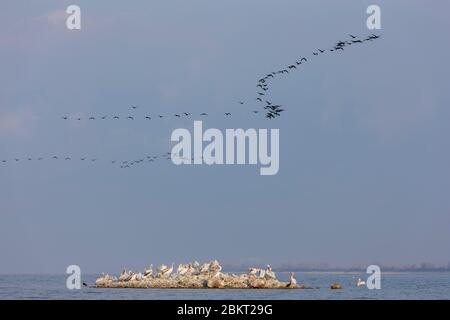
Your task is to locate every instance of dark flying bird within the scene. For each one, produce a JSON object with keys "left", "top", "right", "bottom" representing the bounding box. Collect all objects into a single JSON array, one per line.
[
  {"left": 62, "top": 116, "right": 68, "bottom": 120},
  {"left": 113, "top": 116, "right": 119, "bottom": 119},
  {"left": 145, "top": 116, "right": 151, "bottom": 120},
  {"left": 89, "top": 116, "right": 95, "bottom": 120},
  {"left": 200, "top": 112, "right": 208, "bottom": 116},
  {"left": 288, "top": 65, "right": 297, "bottom": 69},
  {"left": 224, "top": 112, "right": 231, "bottom": 116},
  {"left": 127, "top": 116, "right": 134, "bottom": 120}
]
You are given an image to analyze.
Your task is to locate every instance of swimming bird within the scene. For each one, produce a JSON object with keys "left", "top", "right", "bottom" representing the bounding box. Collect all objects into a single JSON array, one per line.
[{"left": 356, "top": 278, "right": 366, "bottom": 287}]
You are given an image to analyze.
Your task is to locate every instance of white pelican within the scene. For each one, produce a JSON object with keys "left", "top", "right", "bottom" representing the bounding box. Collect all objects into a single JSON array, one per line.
[
  {"left": 356, "top": 278, "right": 366, "bottom": 287},
  {"left": 200, "top": 263, "right": 210, "bottom": 274},
  {"left": 119, "top": 269, "right": 132, "bottom": 282},
  {"left": 248, "top": 267, "right": 258, "bottom": 275},
  {"left": 265, "top": 265, "right": 276, "bottom": 280},
  {"left": 288, "top": 272, "right": 297, "bottom": 287},
  {"left": 159, "top": 263, "right": 174, "bottom": 278},
  {"left": 177, "top": 264, "right": 189, "bottom": 276},
  {"left": 210, "top": 260, "right": 222, "bottom": 273},
  {"left": 258, "top": 269, "right": 266, "bottom": 279},
  {"left": 130, "top": 272, "right": 143, "bottom": 282},
  {"left": 144, "top": 264, "right": 153, "bottom": 277}
]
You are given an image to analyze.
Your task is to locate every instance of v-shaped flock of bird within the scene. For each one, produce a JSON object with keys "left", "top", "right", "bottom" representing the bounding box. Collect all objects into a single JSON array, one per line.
[{"left": 2, "top": 33, "right": 380, "bottom": 169}]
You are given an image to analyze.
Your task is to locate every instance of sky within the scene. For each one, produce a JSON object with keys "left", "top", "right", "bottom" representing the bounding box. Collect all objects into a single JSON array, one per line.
[{"left": 0, "top": 0, "right": 449, "bottom": 274}]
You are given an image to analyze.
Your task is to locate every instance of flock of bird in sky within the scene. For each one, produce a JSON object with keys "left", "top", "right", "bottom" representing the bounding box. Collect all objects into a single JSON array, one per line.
[{"left": 1, "top": 33, "right": 380, "bottom": 168}]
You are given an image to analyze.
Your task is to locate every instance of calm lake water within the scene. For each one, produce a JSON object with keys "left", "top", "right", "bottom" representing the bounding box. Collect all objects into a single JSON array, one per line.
[{"left": 0, "top": 272, "right": 449, "bottom": 299}]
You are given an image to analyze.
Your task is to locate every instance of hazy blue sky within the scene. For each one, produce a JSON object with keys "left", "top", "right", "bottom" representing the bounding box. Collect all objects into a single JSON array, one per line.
[{"left": 1, "top": 0, "right": 449, "bottom": 274}]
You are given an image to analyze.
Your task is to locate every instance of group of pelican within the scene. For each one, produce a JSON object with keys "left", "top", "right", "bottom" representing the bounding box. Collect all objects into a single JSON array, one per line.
[
  {"left": 248, "top": 265, "right": 277, "bottom": 280},
  {"left": 115, "top": 260, "right": 224, "bottom": 282}
]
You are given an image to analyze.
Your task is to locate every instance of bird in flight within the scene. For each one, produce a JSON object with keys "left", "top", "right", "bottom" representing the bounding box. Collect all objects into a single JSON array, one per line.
[
  {"left": 239, "top": 101, "right": 245, "bottom": 105},
  {"left": 200, "top": 113, "right": 208, "bottom": 116},
  {"left": 158, "top": 115, "right": 164, "bottom": 118},
  {"left": 174, "top": 114, "right": 181, "bottom": 118},
  {"left": 113, "top": 116, "right": 119, "bottom": 119},
  {"left": 101, "top": 116, "right": 107, "bottom": 119},
  {"left": 131, "top": 105, "right": 138, "bottom": 109},
  {"left": 89, "top": 116, "right": 95, "bottom": 120},
  {"left": 184, "top": 112, "right": 191, "bottom": 116},
  {"left": 65, "top": 157, "right": 71, "bottom": 160},
  {"left": 256, "top": 98, "right": 263, "bottom": 102},
  {"left": 145, "top": 116, "right": 151, "bottom": 120},
  {"left": 313, "top": 52, "right": 318, "bottom": 56},
  {"left": 62, "top": 116, "right": 68, "bottom": 120},
  {"left": 127, "top": 116, "right": 134, "bottom": 120},
  {"left": 318, "top": 49, "right": 325, "bottom": 53},
  {"left": 288, "top": 65, "right": 297, "bottom": 69},
  {"left": 224, "top": 112, "right": 231, "bottom": 116},
  {"left": 300, "top": 57, "right": 307, "bottom": 62},
  {"left": 349, "top": 34, "right": 357, "bottom": 39}
]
